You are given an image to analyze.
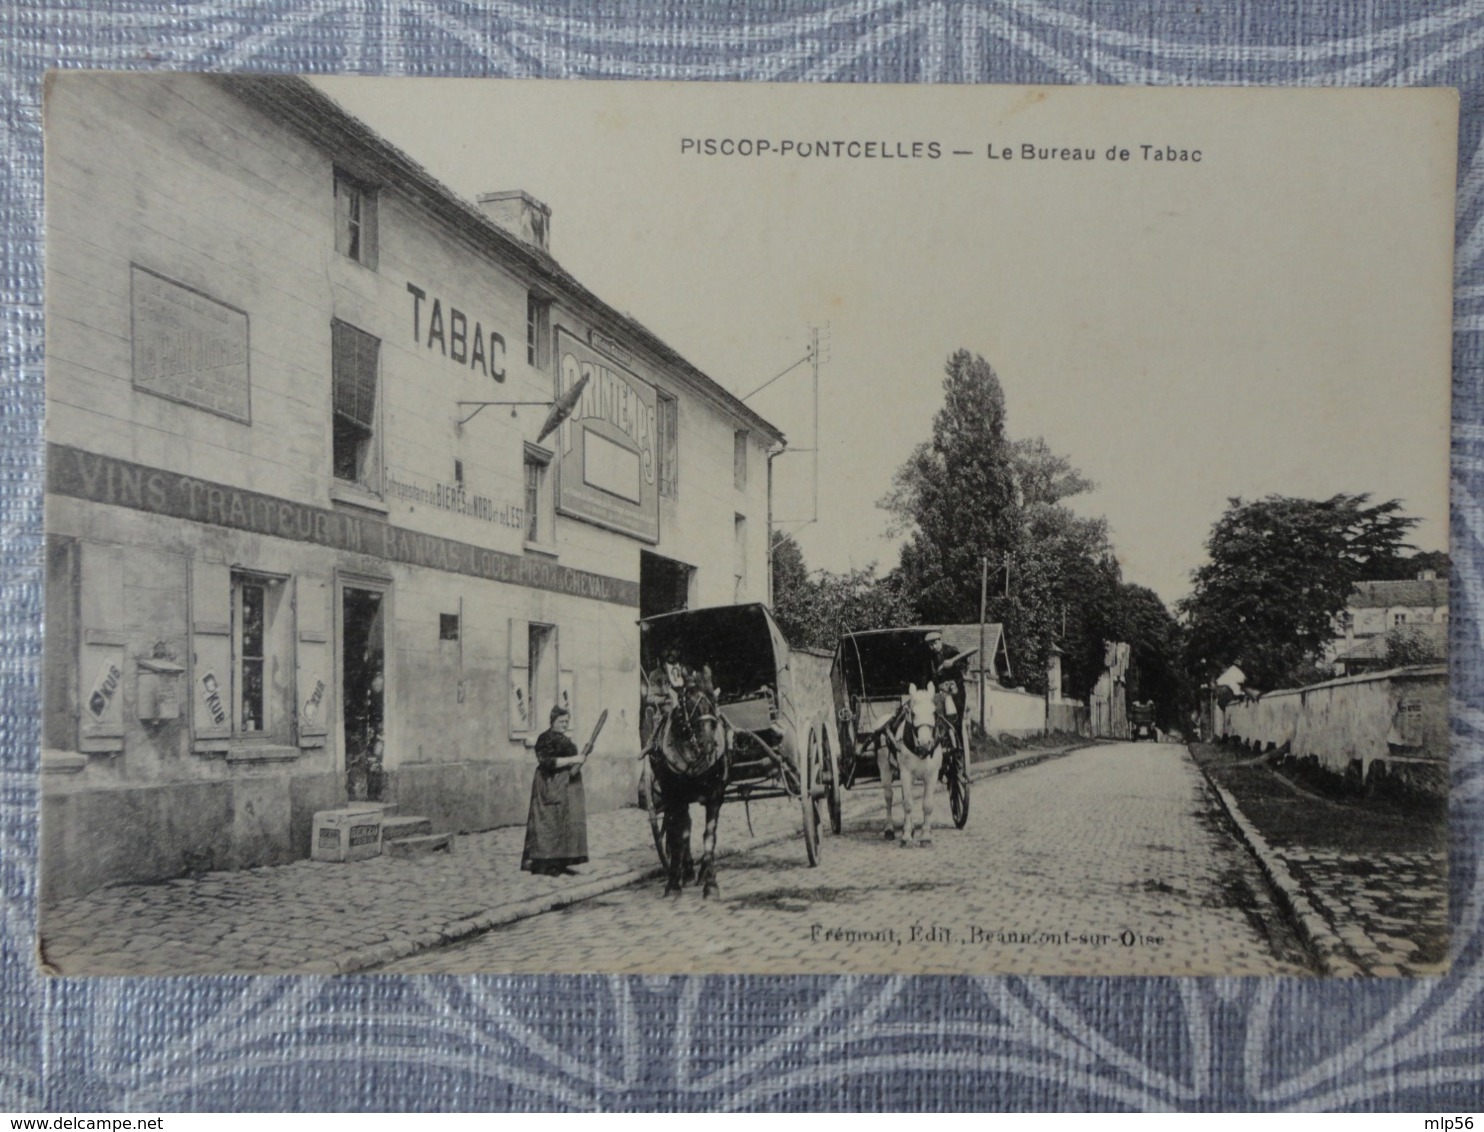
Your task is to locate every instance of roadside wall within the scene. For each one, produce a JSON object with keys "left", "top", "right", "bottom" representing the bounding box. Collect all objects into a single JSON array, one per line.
[
  {"left": 985, "top": 685, "right": 1046, "bottom": 737},
  {"left": 1221, "top": 665, "right": 1447, "bottom": 798},
  {"left": 1047, "top": 701, "right": 1091, "bottom": 737}
]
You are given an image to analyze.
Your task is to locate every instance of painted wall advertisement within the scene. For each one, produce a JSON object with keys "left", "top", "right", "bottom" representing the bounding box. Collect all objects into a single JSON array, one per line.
[{"left": 554, "top": 328, "right": 660, "bottom": 544}]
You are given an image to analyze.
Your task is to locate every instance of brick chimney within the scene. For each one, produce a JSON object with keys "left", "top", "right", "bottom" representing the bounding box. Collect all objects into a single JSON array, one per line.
[{"left": 477, "top": 191, "right": 551, "bottom": 253}]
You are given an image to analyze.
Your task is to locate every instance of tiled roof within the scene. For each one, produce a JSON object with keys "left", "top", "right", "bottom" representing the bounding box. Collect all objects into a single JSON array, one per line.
[
  {"left": 1335, "top": 620, "right": 1448, "bottom": 662},
  {"left": 939, "top": 624, "right": 1006, "bottom": 674},
  {"left": 1348, "top": 578, "right": 1448, "bottom": 610}
]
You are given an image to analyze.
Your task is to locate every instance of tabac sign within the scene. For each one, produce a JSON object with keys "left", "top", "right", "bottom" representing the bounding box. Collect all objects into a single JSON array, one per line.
[{"left": 555, "top": 328, "right": 659, "bottom": 543}]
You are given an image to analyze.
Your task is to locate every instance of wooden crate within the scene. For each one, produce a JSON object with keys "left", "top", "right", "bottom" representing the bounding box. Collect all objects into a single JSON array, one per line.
[{"left": 311, "top": 808, "right": 384, "bottom": 862}]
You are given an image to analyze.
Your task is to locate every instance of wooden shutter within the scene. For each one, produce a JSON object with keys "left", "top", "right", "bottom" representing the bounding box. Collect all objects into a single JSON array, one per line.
[
  {"left": 190, "top": 559, "right": 233, "bottom": 747},
  {"left": 77, "top": 542, "right": 126, "bottom": 753},
  {"left": 332, "top": 321, "right": 379, "bottom": 429},
  {"left": 508, "top": 618, "right": 530, "bottom": 737},
  {"left": 295, "top": 575, "right": 331, "bottom": 747},
  {"left": 540, "top": 625, "right": 561, "bottom": 730}
]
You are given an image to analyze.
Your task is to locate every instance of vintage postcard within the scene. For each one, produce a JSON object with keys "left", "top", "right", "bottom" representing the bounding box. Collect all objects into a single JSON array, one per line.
[{"left": 39, "top": 76, "right": 1456, "bottom": 977}]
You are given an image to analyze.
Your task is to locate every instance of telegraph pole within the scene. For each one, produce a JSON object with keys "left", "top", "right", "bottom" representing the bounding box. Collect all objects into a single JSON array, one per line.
[{"left": 811, "top": 325, "right": 820, "bottom": 527}]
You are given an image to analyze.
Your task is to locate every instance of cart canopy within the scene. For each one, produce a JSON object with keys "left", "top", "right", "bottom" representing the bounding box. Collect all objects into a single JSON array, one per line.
[
  {"left": 833, "top": 628, "right": 943, "bottom": 700},
  {"left": 639, "top": 603, "right": 790, "bottom": 704}
]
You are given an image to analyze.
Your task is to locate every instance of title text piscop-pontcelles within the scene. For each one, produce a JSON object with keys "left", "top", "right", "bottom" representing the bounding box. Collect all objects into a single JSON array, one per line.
[{"left": 681, "top": 138, "right": 1202, "bottom": 163}]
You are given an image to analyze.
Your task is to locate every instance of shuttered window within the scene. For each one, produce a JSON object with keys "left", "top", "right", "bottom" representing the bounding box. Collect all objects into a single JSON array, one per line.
[
  {"left": 657, "top": 392, "right": 678, "bottom": 498},
  {"left": 332, "top": 320, "right": 380, "bottom": 485}
]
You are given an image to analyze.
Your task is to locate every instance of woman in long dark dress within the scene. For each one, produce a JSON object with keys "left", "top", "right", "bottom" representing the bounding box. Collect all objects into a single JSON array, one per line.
[{"left": 520, "top": 705, "right": 591, "bottom": 876}]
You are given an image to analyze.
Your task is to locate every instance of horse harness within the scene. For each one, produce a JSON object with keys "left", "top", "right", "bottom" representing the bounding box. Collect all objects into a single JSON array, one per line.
[
  {"left": 887, "top": 699, "right": 953, "bottom": 762},
  {"left": 647, "top": 663, "right": 727, "bottom": 778}
]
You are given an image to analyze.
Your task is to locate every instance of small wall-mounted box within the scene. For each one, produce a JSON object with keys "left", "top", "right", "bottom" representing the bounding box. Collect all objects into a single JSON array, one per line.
[
  {"left": 136, "top": 657, "right": 185, "bottom": 722},
  {"left": 311, "top": 808, "right": 385, "bottom": 863}
]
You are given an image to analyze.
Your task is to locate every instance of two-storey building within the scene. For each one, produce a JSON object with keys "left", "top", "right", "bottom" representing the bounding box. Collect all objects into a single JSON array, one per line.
[
  {"left": 42, "top": 73, "right": 783, "bottom": 899},
  {"left": 1324, "top": 573, "right": 1449, "bottom": 675}
]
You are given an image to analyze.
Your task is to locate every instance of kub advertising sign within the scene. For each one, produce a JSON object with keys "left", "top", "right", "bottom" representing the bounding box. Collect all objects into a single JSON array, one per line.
[{"left": 554, "top": 328, "right": 659, "bottom": 543}]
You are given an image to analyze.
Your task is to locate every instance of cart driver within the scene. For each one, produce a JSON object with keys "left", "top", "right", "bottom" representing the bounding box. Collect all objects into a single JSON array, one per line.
[
  {"left": 645, "top": 647, "right": 685, "bottom": 712},
  {"left": 926, "top": 630, "right": 970, "bottom": 751}
]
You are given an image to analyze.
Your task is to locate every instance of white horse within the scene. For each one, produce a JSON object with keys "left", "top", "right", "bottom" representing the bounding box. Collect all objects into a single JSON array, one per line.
[{"left": 875, "top": 682, "right": 944, "bottom": 847}]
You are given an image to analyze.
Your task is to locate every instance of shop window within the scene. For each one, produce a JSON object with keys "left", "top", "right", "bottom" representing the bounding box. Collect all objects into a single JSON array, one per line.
[
  {"left": 657, "top": 391, "right": 678, "bottom": 499},
  {"left": 332, "top": 319, "right": 381, "bottom": 490},
  {"left": 526, "top": 294, "right": 551, "bottom": 369},
  {"left": 334, "top": 169, "right": 377, "bottom": 268},
  {"left": 524, "top": 443, "right": 554, "bottom": 548},
  {"left": 734, "top": 513, "right": 748, "bottom": 600},
  {"left": 232, "top": 572, "right": 289, "bottom": 739},
  {"left": 734, "top": 430, "right": 749, "bottom": 491}
]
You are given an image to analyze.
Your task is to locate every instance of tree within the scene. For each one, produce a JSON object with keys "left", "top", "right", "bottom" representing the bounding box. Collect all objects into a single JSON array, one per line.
[
  {"left": 1010, "top": 436, "right": 1096, "bottom": 507},
  {"left": 770, "top": 530, "right": 913, "bottom": 652},
  {"left": 881, "top": 350, "right": 1127, "bottom": 695},
  {"left": 881, "top": 350, "right": 1020, "bottom": 626},
  {"left": 1114, "top": 583, "right": 1189, "bottom": 728},
  {"left": 1179, "top": 493, "right": 1418, "bottom": 690},
  {"left": 1362, "top": 549, "right": 1451, "bottom": 582},
  {"left": 1384, "top": 623, "right": 1441, "bottom": 667}
]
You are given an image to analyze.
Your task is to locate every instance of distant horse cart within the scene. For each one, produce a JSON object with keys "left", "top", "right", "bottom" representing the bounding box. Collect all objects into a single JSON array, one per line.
[
  {"left": 637, "top": 603, "right": 843, "bottom": 896},
  {"left": 831, "top": 628, "right": 973, "bottom": 842},
  {"left": 1129, "top": 700, "right": 1157, "bottom": 741}
]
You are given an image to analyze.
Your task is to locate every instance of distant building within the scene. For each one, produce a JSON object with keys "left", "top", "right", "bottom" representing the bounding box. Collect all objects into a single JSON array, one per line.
[
  {"left": 1325, "top": 573, "right": 1449, "bottom": 675},
  {"left": 938, "top": 623, "right": 1013, "bottom": 687}
]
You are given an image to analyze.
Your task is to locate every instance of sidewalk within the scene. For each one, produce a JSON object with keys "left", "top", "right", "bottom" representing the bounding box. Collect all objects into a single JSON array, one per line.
[
  {"left": 1189, "top": 742, "right": 1448, "bottom": 977},
  {"left": 39, "top": 744, "right": 1086, "bottom": 976}
]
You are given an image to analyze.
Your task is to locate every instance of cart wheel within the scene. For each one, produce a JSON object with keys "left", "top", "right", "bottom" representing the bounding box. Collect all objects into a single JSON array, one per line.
[
  {"left": 948, "top": 745, "right": 970, "bottom": 829},
  {"left": 801, "top": 727, "right": 821, "bottom": 866},
  {"left": 838, "top": 720, "right": 859, "bottom": 790},
  {"left": 821, "top": 720, "right": 843, "bottom": 835},
  {"left": 639, "top": 758, "right": 668, "bottom": 868}
]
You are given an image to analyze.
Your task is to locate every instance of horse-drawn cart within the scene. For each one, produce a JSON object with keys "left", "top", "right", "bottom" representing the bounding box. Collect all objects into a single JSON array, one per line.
[
  {"left": 638, "top": 604, "right": 843, "bottom": 892},
  {"left": 831, "top": 627, "right": 972, "bottom": 830}
]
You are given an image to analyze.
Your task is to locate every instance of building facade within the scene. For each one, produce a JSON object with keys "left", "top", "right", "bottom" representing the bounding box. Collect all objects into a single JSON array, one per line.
[
  {"left": 1325, "top": 574, "right": 1449, "bottom": 674},
  {"left": 42, "top": 74, "right": 783, "bottom": 900}
]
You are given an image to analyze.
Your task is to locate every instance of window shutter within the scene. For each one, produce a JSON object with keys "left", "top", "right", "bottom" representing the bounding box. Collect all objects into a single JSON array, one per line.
[
  {"left": 332, "top": 321, "right": 378, "bottom": 430},
  {"left": 362, "top": 191, "right": 379, "bottom": 271},
  {"left": 78, "top": 542, "right": 126, "bottom": 753},
  {"left": 334, "top": 175, "right": 350, "bottom": 259},
  {"left": 541, "top": 625, "right": 560, "bottom": 729},
  {"left": 190, "top": 559, "right": 233, "bottom": 746},
  {"left": 508, "top": 618, "right": 530, "bottom": 736},
  {"left": 295, "top": 575, "right": 331, "bottom": 747}
]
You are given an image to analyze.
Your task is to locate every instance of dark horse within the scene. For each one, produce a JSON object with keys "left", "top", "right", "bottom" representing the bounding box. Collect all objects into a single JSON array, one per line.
[{"left": 646, "top": 664, "right": 730, "bottom": 897}]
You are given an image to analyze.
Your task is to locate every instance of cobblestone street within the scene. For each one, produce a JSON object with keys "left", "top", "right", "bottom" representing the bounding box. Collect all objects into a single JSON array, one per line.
[
  {"left": 383, "top": 743, "right": 1313, "bottom": 976},
  {"left": 39, "top": 778, "right": 822, "bottom": 976},
  {"left": 1189, "top": 742, "right": 1450, "bottom": 977},
  {"left": 1268, "top": 845, "right": 1447, "bottom": 975},
  {"left": 40, "top": 742, "right": 1321, "bottom": 977}
]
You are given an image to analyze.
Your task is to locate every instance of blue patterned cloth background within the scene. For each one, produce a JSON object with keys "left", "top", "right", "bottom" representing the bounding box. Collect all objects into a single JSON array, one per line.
[{"left": 4, "top": 0, "right": 1484, "bottom": 1111}]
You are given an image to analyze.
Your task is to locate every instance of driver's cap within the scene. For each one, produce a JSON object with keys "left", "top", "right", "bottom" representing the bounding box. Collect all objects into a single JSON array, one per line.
[{"left": 924, "top": 629, "right": 943, "bottom": 644}]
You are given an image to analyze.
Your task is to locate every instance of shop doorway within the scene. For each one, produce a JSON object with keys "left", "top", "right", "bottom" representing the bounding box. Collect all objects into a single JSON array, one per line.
[
  {"left": 640, "top": 551, "right": 694, "bottom": 619},
  {"left": 342, "top": 585, "right": 386, "bottom": 802}
]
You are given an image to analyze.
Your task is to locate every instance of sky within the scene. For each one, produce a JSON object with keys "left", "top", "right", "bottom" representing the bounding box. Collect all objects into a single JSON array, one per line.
[{"left": 315, "top": 79, "right": 1456, "bottom": 606}]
